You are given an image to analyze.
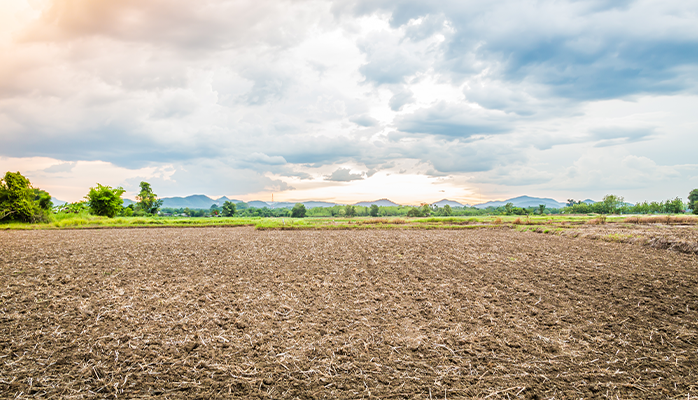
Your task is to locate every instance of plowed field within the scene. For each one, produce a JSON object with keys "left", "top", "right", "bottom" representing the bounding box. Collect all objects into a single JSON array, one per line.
[{"left": 1, "top": 228, "right": 697, "bottom": 399}]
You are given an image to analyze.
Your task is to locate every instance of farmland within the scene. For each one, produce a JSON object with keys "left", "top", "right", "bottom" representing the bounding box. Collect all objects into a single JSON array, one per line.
[{"left": 1, "top": 227, "right": 697, "bottom": 399}]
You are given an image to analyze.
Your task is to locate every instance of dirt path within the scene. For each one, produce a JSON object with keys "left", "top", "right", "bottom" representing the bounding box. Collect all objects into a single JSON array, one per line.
[{"left": 1, "top": 228, "right": 696, "bottom": 399}]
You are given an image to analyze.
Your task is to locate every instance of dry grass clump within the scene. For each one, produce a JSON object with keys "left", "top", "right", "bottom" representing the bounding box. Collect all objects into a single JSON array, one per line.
[
  {"left": 512, "top": 217, "right": 537, "bottom": 225},
  {"left": 586, "top": 215, "right": 607, "bottom": 225},
  {"left": 390, "top": 218, "right": 406, "bottom": 224},
  {"left": 624, "top": 215, "right": 698, "bottom": 225},
  {"left": 357, "top": 218, "right": 391, "bottom": 225},
  {"left": 493, "top": 217, "right": 503, "bottom": 224}
]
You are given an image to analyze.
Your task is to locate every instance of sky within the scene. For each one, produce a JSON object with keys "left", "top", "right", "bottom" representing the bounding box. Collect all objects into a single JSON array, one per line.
[{"left": 1, "top": 0, "right": 697, "bottom": 205}]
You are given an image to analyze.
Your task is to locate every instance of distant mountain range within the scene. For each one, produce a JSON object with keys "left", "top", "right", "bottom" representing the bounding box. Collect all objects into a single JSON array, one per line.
[
  {"left": 354, "top": 199, "right": 400, "bottom": 207},
  {"left": 431, "top": 199, "right": 468, "bottom": 207},
  {"left": 51, "top": 198, "right": 67, "bottom": 206},
  {"left": 55, "top": 194, "right": 579, "bottom": 210},
  {"left": 472, "top": 195, "right": 567, "bottom": 209}
]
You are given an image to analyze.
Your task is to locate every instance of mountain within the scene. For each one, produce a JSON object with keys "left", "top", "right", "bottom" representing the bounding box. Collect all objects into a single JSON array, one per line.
[
  {"left": 122, "top": 198, "right": 135, "bottom": 206},
  {"left": 240, "top": 200, "right": 338, "bottom": 209},
  {"left": 213, "top": 196, "right": 246, "bottom": 205},
  {"left": 431, "top": 199, "right": 466, "bottom": 207},
  {"left": 160, "top": 195, "right": 218, "bottom": 209},
  {"left": 51, "top": 197, "right": 67, "bottom": 207},
  {"left": 582, "top": 199, "right": 596, "bottom": 204},
  {"left": 474, "top": 195, "right": 566, "bottom": 209},
  {"left": 246, "top": 200, "right": 273, "bottom": 209},
  {"left": 353, "top": 199, "right": 400, "bottom": 207},
  {"left": 298, "top": 201, "right": 336, "bottom": 208}
]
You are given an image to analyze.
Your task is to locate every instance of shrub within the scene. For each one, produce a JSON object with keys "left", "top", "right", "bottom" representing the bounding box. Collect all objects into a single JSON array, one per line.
[
  {"left": 0, "top": 171, "right": 50, "bottom": 223},
  {"left": 86, "top": 184, "right": 125, "bottom": 218},
  {"left": 291, "top": 203, "right": 306, "bottom": 218}
]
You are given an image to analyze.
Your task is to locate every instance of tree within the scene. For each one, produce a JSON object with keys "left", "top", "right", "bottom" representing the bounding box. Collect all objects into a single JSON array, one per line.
[
  {"left": 664, "top": 197, "right": 684, "bottom": 214},
  {"left": 406, "top": 207, "right": 422, "bottom": 217},
  {"left": 689, "top": 189, "right": 698, "bottom": 214},
  {"left": 86, "top": 184, "right": 125, "bottom": 218},
  {"left": 345, "top": 205, "right": 356, "bottom": 217},
  {"left": 291, "top": 203, "right": 306, "bottom": 218},
  {"left": 421, "top": 204, "right": 431, "bottom": 217},
  {"left": 222, "top": 201, "right": 236, "bottom": 217},
  {"left": 369, "top": 204, "right": 379, "bottom": 217},
  {"left": 538, "top": 204, "right": 546, "bottom": 215},
  {"left": 0, "top": 171, "right": 50, "bottom": 222},
  {"left": 504, "top": 202, "right": 514, "bottom": 215},
  {"left": 136, "top": 181, "right": 163, "bottom": 215},
  {"left": 601, "top": 194, "right": 624, "bottom": 214},
  {"left": 443, "top": 204, "right": 452, "bottom": 216}
]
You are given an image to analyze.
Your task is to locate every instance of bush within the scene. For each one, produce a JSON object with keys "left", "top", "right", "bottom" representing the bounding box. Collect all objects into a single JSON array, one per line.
[
  {"left": 222, "top": 201, "right": 236, "bottom": 217},
  {"left": 86, "top": 184, "right": 125, "bottom": 218},
  {"left": 0, "top": 171, "right": 50, "bottom": 222},
  {"left": 291, "top": 203, "right": 306, "bottom": 218},
  {"left": 406, "top": 208, "right": 422, "bottom": 217}
]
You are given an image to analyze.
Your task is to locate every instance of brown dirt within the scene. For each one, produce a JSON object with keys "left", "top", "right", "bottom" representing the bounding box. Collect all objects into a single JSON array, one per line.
[
  {"left": 553, "top": 224, "right": 698, "bottom": 254},
  {"left": 1, "top": 228, "right": 697, "bottom": 399}
]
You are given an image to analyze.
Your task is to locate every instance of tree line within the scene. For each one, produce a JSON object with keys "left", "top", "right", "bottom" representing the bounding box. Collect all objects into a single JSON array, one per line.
[
  {"left": 562, "top": 194, "right": 695, "bottom": 215},
  {"left": 2, "top": 170, "right": 697, "bottom": 223}
]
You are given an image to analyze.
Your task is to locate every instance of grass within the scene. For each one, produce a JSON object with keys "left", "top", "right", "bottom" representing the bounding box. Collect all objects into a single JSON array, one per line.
[{"left": 2, "top": 213, "right": 695, "bottom": 231}]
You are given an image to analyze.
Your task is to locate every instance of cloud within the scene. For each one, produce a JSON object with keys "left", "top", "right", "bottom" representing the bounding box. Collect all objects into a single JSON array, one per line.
[
  {"left": 589, "top": 126, "right": 655, "bottom": 147},
  {"left": 244, "top": 153, "right": 287, "bottom": 165},
  {"left": 1, "top": 0, "right": 698, "bottom": 204},
  {"left": 325, "top": 168, "right": 365, "bottom": 182},
  {"left": 43, "top": 161, "right": 76, "bottom": 173},
  {"left": 342, "top": 0, "right": 698, "bottom": 102},
  {"left": 349, "top": 114, "right": 379, "bottom": 127},
  {"left": 395, "top": 102, "right": 511, "bottom": 138},
  {"left": 388, "top": 88, "right": 415, "bottom": 111},
  {"left": 19, "top": 0, "right": 322, "bottom": 51}
]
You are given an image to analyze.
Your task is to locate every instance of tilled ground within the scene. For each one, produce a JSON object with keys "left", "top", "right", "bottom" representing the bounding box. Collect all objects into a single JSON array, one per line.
[
  {"left": 559, "top": 224, "right": 698, "bottom": 254},
  {"left": 1, "top": 228, "right": 697, "bottom": 399}
]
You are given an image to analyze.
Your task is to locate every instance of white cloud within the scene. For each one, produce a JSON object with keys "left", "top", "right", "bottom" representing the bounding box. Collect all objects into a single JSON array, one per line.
[{"left": 1, "top": 0, "right": 697, "bottom": 204}]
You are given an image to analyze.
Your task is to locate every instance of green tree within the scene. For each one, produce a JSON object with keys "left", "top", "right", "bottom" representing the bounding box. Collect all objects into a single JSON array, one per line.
[
  {"left": 33, "top": 189, "right": 53, "bottom": 212},
  {"left": 135, "top": 181, "right": 163, "bottom": 215},
  {"left": 222, "top": 201, "right": 236, "bottom": 217},
  {"left": 664, "top": 197, "right": 685, "bottom": 214},
  {"left": 504, "top": 202, "right": 514, "bottom": 215},
  {"left": 0, "top": 171, "right": 50, "bottom": 222},
  {"left": 369, "top": 204, "right": 379, "bottom": 217},
  {"left": 689, "top": 189, "right": 698, "bottom": 214},
  {"left": 421, "top": 204, "right": 431, "bottom": 217},
  {"left": 86, "top": 184, "right": 125, "bottom": 218},
  {"left": 291, "top": 203, "right": 306, "bottom": 218},
  {"left": 601, "top": 194, "right": 624, "bottom": 214},
  {"left": 442, "top": 204, "right": 452, "bottom": 216},
  {"left": 406, "top": 207, "right": 422, "bottom": 217},
  {"left": 120, "top": 204, "right": 134, "bottom": 217},
  {"left": 345, "top": 205, "right": 356, "bottom": 217}
]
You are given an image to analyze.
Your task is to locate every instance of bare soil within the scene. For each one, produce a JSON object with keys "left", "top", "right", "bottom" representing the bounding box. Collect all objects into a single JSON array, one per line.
[{"left": 1, "top": 228, "right": 697, "bottom": 399}]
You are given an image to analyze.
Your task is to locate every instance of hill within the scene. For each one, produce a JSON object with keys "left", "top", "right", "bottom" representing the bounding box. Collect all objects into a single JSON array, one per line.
[
  {"left": 431, "top": 199, "right": 466, "bottom": 207},
  {"left": 353, "top": 199, "right": 400, "bottom": 207},
  {"left": 474, "top": 195, "right": 565, "bottom": 209}
]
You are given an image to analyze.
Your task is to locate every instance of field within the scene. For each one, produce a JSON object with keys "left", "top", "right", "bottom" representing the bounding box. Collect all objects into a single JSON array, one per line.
[{"left": 1, "top": 227, "right": 697, "bottom": 399}]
